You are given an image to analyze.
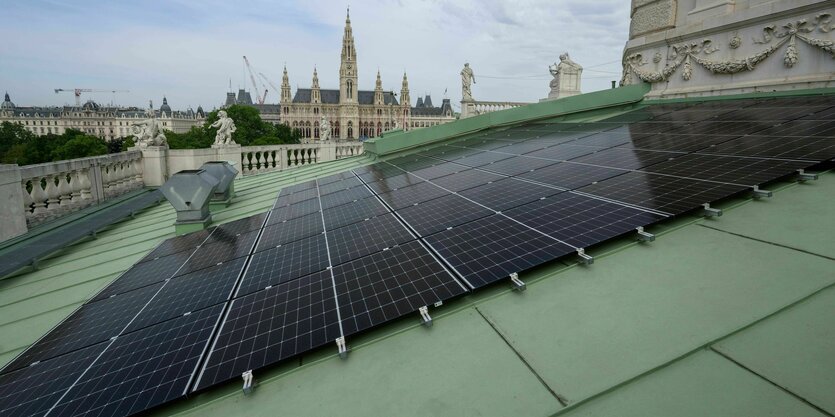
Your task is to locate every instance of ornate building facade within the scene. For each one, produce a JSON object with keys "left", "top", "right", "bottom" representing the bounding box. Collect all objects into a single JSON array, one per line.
[
  {"left": 0, "top": 93, "right": 205, "bottom": 141},
  {"left": 279, "top": 10, "right": 455, "bottom": 141}
]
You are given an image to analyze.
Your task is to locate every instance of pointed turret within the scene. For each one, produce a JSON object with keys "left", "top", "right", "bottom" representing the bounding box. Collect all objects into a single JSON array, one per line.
[
  {"left": 311, "top": 67, "right": 321, "bottom": 104},
  {"left": 1, "top": 92, "right": 13, "bottom": 110},
  {"left": 281, "top": 65, "right": 291, "bottom": 104},
  {"left": 339, "top": 7, "right": 358, "bottom": 104},
  {"left": 400, "top": 73, "right": 411, "bottom": 131},
  {"left": 374, "top": 70, "right": 383, "bottom": 105}
]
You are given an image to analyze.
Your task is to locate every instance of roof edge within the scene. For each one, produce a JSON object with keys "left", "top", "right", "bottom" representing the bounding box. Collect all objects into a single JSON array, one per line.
[{"left": 363, "top": 83, "right": 651, "bottom": 156}]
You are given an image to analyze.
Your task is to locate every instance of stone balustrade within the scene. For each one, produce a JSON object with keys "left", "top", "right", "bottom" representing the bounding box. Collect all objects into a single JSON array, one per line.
[
  {"left": 460, "top": 100, "right": 531, "bottom": 119},
  {"left": 17, "top": 151, "right": 144, "bottom": 228},
  {"left": 239, "top": 142, "right": 364, "bottom": 175}
]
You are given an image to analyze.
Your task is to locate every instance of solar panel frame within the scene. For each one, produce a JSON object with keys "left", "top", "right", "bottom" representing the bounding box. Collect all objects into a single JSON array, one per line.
[
  {"left": 194, "top": 270, "right": 341, "bottom": 391},
  {"left": 334, "top": 240, "right": 467, "bottom": 336},
  {"left": 236, "top": 234, "right": 331, "bottom": 297},
  {"left": 517, "top": 162, "right": 629, "bottom": 190},
  {"left": 267, "top": 198, "right": 322, "bottom": 225},
  {"left": 326, "top": 214, "right": 416, "bottom": 266},
  {"left": 92, "top": 252, "right": 191, "bottom": 301},
  {"left": 363, "top": 172, "right": 425, "bottom": 194},
  {"left": 429, "top": 168, "right": 505, "bottom": 192},
  {"left": 322, "top": 196, "right": 391, "bottom": 230},
  {"left": 523, "top": 144, "right": 601, "bottom": 161},
  {"left": 697, "top": 135, "right": 835, "bottom": 162},
  {"left": 640, "top": 153, "right": 817, "bottom": 186},
  {"left": 375, "top": 181, "right": 450, "bottom": 210},
  {"left": 319, "top": 186, "right": 374, "bottom": 210},
  {"left": 475, "top": 156, "right": 557, "bottom": 176},
  {"left": 395, "top": 193, "right": 495, "bottom": 237},
  {"left": 458, "top": 177, "right": 565, "bottom": 211},
  {"left": 175, "top": 229, "right": 259, "bottom": 277},
  {"left": 256, "top": 212, "right": 325, "bottom": 251},
  {"left": 567, "top": 148, "right": 679, "bottom": 170}
]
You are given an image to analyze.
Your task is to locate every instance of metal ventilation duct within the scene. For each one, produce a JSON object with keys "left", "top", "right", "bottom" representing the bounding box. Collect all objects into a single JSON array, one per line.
[
  {"left": 159, "top": 169, "right": 219, "bottom": 231},
  {"left": 200, "top": 161, "right": 237, "bottom": 202}
]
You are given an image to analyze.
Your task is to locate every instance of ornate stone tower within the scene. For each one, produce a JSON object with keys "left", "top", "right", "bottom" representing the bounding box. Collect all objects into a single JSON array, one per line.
[
  {"left": 311, "top": 67, "right": 321, "bottom": 104},
  {"left": 400, "top": 72, "right": 411, "bottom": 131},
  {"left": 280, "top": 66, "right": 291, "bottom": 104},
  {"left": 374, "top": 70, "right": 383, "bottom": 106},
  {"left": 338, "top": 8, "right": 359, "bottom": 139}
]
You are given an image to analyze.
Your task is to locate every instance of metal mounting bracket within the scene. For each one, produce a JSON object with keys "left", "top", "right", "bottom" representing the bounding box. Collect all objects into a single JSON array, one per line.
[
  {"left": 636, "top": 227, "right": 655, "bottom": 242},
  {"left": 751, "top": 186, "right": 772, "bottom": 200},
  {"left": 577, "top": 248, "right": 594, "bottom": 265},
  {"left": 701, "top": 203, "right": 722, "bottom": 218},
  {"left": 336, "top": 337, "right": 349, "bottom": 359},
  {"left": 419, "top": 306, "right": 433, "bottom": 327},
  {"left": 241, "top": 370, "right": 254, "bottom": 395},
  {"left": 797, "top": 169, "right": 818, "bottom": 183},
  {"left": 509, "top": 272, "right": 526, "bottom": 291}
]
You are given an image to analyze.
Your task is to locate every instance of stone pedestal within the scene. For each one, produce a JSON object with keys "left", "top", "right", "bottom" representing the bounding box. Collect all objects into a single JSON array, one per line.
[
  {"left": 0, "top": 164, "right": 28, "bottom": 241},
  {"left": 460, "top": 100, "right": 476, "bottom": 119},
  {"left": 210, "top": 144, "right": 243, "bottom": 178},
  {"left": 133, "top": 146, "right": 169, "bottom": 187}
]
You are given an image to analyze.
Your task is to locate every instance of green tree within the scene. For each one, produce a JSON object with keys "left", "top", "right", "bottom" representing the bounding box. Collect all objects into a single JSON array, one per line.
[
  {"left": 51, "top": 134, "right": 108, "bottom": 161},
  {"left": 166, "top": 105, "right": 300, "bottom": 149},
  {"left": 0, "top": 122, "right": 34, "bottom": 163}
]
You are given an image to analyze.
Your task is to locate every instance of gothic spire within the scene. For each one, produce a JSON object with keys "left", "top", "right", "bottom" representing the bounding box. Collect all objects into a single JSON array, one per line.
[
  {"left": 312, "top": 66, "right": 320, "bottom": 89},
  {"left": 282, "top": 65, "right": 289, "bottom": 86},
  {"left": 375, "top": 69, "right": 382, "bottom": 90}
]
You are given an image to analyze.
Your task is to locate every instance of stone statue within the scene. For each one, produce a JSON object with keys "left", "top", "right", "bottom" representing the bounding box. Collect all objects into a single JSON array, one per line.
[
  {"left": 132, "top": 108, "right": 167, "bottom": 147},
  {"left": 210, "top": 110, "right": 237, "bottom": 146},
  {"left": 320, "top": 116, "right": 331, "bottom": 141},
  {"left": 461, "top": 63, "right": 475, "bottom": 101},
  {"left": 547, "top": 53, "right": 583, "bottom": 100}
]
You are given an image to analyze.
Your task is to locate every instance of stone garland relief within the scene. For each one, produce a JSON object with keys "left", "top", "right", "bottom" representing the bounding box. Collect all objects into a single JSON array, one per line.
[{"left": 621, "top": 13, "right": 834, "bottom": 85}]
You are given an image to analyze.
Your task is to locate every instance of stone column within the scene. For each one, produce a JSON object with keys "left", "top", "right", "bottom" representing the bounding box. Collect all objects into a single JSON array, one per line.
[
  {"left": 211, "top": 144, "right": 244, "bottom": 178},
  {"left": 134, "top": 146, "right": 169, "bottom": 187},
  {"left": 0, "top": 164, "right": 28, "bottom": 241},
  {"left": 460, "top": 99, "right": 476, "bottom": 119}
]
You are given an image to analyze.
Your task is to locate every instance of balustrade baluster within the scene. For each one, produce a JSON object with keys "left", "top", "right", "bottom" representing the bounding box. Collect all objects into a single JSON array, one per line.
[
  {"left": 21, "top": 180, "right": 34, "bottom": 222},
  {"left": 255, "top": 152, "right": 264, "bottom": 172},
  {"left": 70, "top": 170, "right": 83, "bottom": 209},
  {"left": 133, "top": 157, "right": 143, "bottom": 187},
  {"left": 45, "top": 175, "right": 61, "bottom": 213},
  {"left": 79, "top": 168, "right": 93, "bottom": 200},
  {"left": 31, "top": 177, "right": 48, "bottom": 215},
  {"left": 58, "top": 172, "right": 73, "bottom": 207}
]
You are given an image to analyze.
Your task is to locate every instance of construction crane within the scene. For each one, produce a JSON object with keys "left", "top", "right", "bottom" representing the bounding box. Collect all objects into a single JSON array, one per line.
[
  {"left": 242, "top": 56, "right": 268, "bottom": 105},
  {"left": 258, "top": 72, "right": 281, "bottom": 95},
  {"left": 54, "top": 88, "right": 129, "bottom": 106}
]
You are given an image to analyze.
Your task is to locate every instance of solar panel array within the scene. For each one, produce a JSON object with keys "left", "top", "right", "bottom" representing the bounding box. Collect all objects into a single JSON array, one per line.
[{"left": 2, "top": 95, "right": 833, "bottom": 416}]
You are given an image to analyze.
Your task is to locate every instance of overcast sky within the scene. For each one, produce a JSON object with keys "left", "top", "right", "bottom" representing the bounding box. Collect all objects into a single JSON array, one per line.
[{"left": 0, "top": 0, "right": 630, "bottom": 111}]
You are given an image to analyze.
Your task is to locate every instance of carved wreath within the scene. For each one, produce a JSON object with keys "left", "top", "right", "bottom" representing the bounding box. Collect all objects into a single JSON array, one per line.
[{"left": 621, "top": 13, "right": 834, "bottom": 85}]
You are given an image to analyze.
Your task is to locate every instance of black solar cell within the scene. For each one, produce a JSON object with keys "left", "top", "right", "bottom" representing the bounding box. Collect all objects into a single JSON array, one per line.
[
  {"left": 50, "top": 305, "right": 224, "bottom": 417},
  {"left": 476, "top": 155, "right": 557, "bottom": 176},
  {"left": 318, "top": 177, "right": 364, "bottom": 195},
  {"left": 430, "top": 169, "right": 504, "bottom": 192},
  {"left": 397, "top": 193, "right": 494, "bottom": 236},
  {"left": 577, "top": 171, "right": 747, "bottom": 215},
  {"left": 617, "top": 133, "right": 737, "bottom": 153},
  {"left": 459, "top": 177, "right": 563, "bottom": 211},
  {"left": 176, "top": 229, "right": 259, "bottom": 277},
  {"left": 319, "top": 186, "right": 373, "bottom": 210},
  {"left": 568, "top": 148, "right": 678, "bottom": 170},
  {"left": 376, "top": 181, "right": 449, "bottom": 210},
  {"left": 364, "top": 172, "right": 424, "bottom": 194},
  {"left": 641, "top": 154, "right": 816, "bottom": 186},
  {"left": 237, "top": 234, "right": 330, "bottom": 297},
  {"left": 326, "top": 214, "right": 415, "bottom": 266},
  {"left": 139, "top": 228, "right": 213, "bottom": 262},
  {"left": 126, "top": 258, "right": 246, "bottom": 332},
  {"left": 504, "top": 193, "right": 665, "bottom": 248},
  {"left": 569, "top": 132, "right": 634, "bottom": 148},
  {"left": 267, "top": 198, "right": 321, "bottom": 225},
  {"left": 697, "top": 135, "right": 835, "bottom": 162},
  {"left": 409, "top": 162, "right": 468, "bottom": 180},
  {"left": 93, "top": 252, "right": 190, "bottom": 300},
  {"left": 322, "top": 197, "right": 390, "bottom": 230},
  {"left": 517, "top": 162, "right": 629, "bottom": 190},
  {"left": 334, "top": 241, "right": 467, "bottom": 336},
  {"left": 452, "top": 150, "right": 516, "bottom": 167},
  {"left": 213, "top": 213, "right": 268, "bottom": 236},
  {"left": 424, "top": 214, "right": 575, "bottom": 289},
  {"left": 194, "top": 270, "right": 341, "bottom": 391},
  {"left": 257, "top": 212, "right": 324, "bottom": 251},
  {"left": 523, "top": 144, "right": 600, "bottom": 161}
]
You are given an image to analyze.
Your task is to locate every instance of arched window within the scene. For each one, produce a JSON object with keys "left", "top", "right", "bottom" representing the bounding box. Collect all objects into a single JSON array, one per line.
[
  {"left": 347, "top": 80, "right": 353, "bottom": 99},
  {"left": 376, "top": 122, "right": 382, "bottom": 136},
  {"left": 314, "top": 121, "right": 320, "bottom": 139},
  {"left": 347, "top": 121, "right": 353, "bottom": 139}
]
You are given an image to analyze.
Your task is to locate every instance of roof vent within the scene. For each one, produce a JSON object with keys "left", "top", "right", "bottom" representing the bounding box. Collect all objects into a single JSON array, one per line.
[
  {"left": 201, "top": 161, "right": 238, "bottom": 206},
  {"left": 160, "top": 169, "right": 219, "bottom": 233}
]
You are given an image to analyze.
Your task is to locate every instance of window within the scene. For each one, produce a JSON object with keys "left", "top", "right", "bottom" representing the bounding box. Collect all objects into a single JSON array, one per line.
[{"left": 347, "top": 80, "right": 353, "bottom": 99}]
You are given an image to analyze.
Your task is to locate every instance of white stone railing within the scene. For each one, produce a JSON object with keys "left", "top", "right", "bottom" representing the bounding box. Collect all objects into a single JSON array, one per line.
[
  {"left": 239, "top": 142, "right": 364, "bottom": 175},
  {"left": 18, "top": 151, "right": 144, "bottom": 228},
  {"left": 461, "top": 100, "right": 530, "bottom": 119}
]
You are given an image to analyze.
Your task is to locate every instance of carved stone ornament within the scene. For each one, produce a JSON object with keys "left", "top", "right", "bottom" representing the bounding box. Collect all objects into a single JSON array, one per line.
[
  {"left": 621, "top": 13, "right": 835, "bottom": 85},
  {"left": 653, "top": 52, "right": 663, "bottom": 63},
  {"left": 730, "top": 32, "right": 742, "bottom": 49}
]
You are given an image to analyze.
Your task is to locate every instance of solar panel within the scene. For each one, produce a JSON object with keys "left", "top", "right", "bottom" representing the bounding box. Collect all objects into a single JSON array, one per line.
[
  {"left": 49, "top": 304, "right": 224, "bottom": 417},
  {"left": 274, "top": 187, "right": 318, "bottom": 207},
  {"left": 256, "top": 212, "right": 324, "bottom": 251},
  {"left": 568, "top": 132, "right": 634, "bottom": 148},
  {"left": 663, "top": 120, "right": 775, "bottom": 136},
  {"left": 492, "top": 141, "right": 553, "bottom": 155},
  {"left": 424, "top": 214, "right": 575, "bottom": 289},
  {"left": 3, "top": 283, "right": 163, "bottom": 373},
  {"left": 322, "top": 197, "right": 390, "bottom": 230},
  {"left": 568, "top": 148, "right": 678, "bottom": 170},
  {"left": 503, "top": 193, "right": 665, "bottom": 248},
  {"left": 396, "top": 193, "right": 494, "bottom": 236},
  {"left": 318, "top": 176, "right": 364, "bottom": 195},
  {"left": 430, "top": 168, "right": 505, "bottom": 192},
  {"left": 267, "top": 197, "right": 321, "bottom": 225},
  {"left": 517, "top": 162, "right": 628, "bottom": 190},
  {"left": 641, "top": 154, "right": 816, "bottom": 186},
  {"left": 236, "top": 234, "right": 330, "bottom": 297},
  {"left": 376, "top": 181, "right": 449, "bottom": 210},
  {"left": 139, "top": 228, "right": 212, "bottom": 262},
  {"left": 92, "top": 252, "right": 189, "bottom": 301},
  {"left": 364, "top": 172, "right": 424, "bottom": 194},
  {"left": 281, "top": 180, "right": 317, "bottom": 195},
  {"left": 213, "top": 213, "right": 268, "bottom": 235},
  {"left": 451, "top": 150, "right": 516, "bottom": 167},
  {"left": 334, "top": 240, "right": 467, "bottom": 336},
  {"left": 697, "top": 135, "right": 835, "bottom": 162},
  {"left": 714, "top": 106, "right": 826, "bottom": 122},
  {"left": 617, "top": 133, "right": 737, "bottom": 153},
  {"left": 126, "top": 258, "right": 247, "bottom": 333},
  {"left": 317, "top": 171, "right": 355, "bottom": 185},
  {"left": 459, "top": 177, "right": 564, "bottom": 211},
  {"left": 408, "top": 162, "right": 468, "bottom": 180},
  {"left": 577, "top": 171, "right": 748, "bottom": 215},
  {"left": 194, "top": 270, "right": 341, "bottom": 391},
  {"left": 476, "top": 155, "right": 557, "bottom": 176},
  {"left": 0, "top": 341, "right": 108, "bottom": 417},
  {"left": 354, "top": 163, "right": 404, "bottom": 181},
  {"left": 176, "top": 229, "right": 259, "bottom": 277},
  {"left": 523, "top": 144, "right": 600, "bottom": 161},
  {"left": 319, "top": 185, "right": 373, "bottom": 210},
  {"left": 744, "top": 119, "right": 835, "bottom": 137},
  {"left": 326, "top": 214, "right": 415, "bottom": 266}
]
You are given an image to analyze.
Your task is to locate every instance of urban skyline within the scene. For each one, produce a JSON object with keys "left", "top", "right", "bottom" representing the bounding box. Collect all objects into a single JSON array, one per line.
[{"left": 0, "top": 0, "right": 629, "bottom": 109}]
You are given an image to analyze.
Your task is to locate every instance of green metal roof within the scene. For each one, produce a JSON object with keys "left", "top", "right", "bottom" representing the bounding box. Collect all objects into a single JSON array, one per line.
[{"left": 2, "top": 88, "right": 834, "bottom": 416}]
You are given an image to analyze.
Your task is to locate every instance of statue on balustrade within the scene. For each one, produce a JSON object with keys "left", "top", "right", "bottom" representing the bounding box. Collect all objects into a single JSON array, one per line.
[
  {"left": 210, "top": 110, "right": 237, "bottom": 146},
  {"left": 547, "top": 53, "right": 583, "bottom": 100},
  {"left": 461, "top": 63, "right": 476, "bottom": 101},
  {"left": 320, "top": 116, "right": 331, "bottom": 141},
  {"left": 132, "top": 108, "right": 167, "bottom": 147}
]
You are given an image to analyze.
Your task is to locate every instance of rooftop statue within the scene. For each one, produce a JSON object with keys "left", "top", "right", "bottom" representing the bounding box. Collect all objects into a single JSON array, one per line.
[
  {"left": 547, "top": 53, "right": 583, "bottom": 100},
  {"left": 132, "top": 108, "right": 167, "bottom": 147},
  {"left": 320, "top": 116, "right": 331, "bottom": 141},
  {"left": 210, "top": 110, "right": 237, "bottom": 146},
  {"left": 461, "top": 63, "right": 476, "bottom": 101}
]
